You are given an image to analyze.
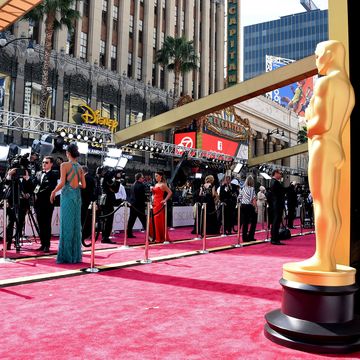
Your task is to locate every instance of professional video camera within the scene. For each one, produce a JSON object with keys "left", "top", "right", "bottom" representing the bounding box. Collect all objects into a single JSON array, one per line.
[
  {"left": 8, "top": 153, "right": 30, "bottom": 178},
  {"left": 97, "top": 166, "right": 124, "bottom": 183},
  {"left": 104, "top": 168, "right": 125, "bottom": 186}
]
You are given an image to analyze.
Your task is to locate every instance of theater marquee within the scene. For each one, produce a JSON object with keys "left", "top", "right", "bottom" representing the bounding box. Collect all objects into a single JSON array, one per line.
[{"left": 227, "top": 0, "right": 240, "bottom": 86}]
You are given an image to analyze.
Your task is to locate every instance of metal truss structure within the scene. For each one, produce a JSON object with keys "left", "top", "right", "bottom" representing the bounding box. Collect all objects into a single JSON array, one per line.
[
  {"left": 125, "top": 138, "right": 243, "bottom": 164},
  {"left": 0, "top": 110, "right": 112, "bottom": 143}
]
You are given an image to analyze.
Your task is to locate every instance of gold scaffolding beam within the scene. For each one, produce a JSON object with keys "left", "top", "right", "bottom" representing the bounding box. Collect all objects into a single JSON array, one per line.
[
  {"left": 114, "top": 55, "right": 317, "bottom": 146},
  {"left": 248, "top": 143, "right": 308, "bottom": 167}
]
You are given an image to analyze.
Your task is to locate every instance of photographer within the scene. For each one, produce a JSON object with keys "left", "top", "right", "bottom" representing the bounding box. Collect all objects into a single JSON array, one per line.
[
  {"left": 3, "top": 155, "right": 33, "bottom": 250},
  {"left": 100, "top": 167, "right": 121, "bottom": 244}
]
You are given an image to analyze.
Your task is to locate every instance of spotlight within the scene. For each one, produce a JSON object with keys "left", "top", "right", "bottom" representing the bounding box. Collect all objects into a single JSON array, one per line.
[
  {"left": 60, "top": 130, "right": 66, "bottom": 137},
  {"left": 139, "top": 144, "right": 144, "bottom": 150},
  {"left": 68, "top": 133, "right": 74, "bottom": 139},
  {"left": 134, "top": 143, "right": 139, "bottom": 149},
  {"left": 83, "top": 135, "right": 89, "bottom": 141},
  {"left": 92, "top": 136, "right": 96, "bottom": 142},
  {"left": 99, "top": 138, "right": 103, "bottom": 144},
  {"left": 76, "top": 134, "right": 82, "bottom": 140},
  {"left": 145, "top": 145, "right": 149, "bottom": 151},
  {"left": 150, "top": 147, "right": 154, "bottom": 152}
]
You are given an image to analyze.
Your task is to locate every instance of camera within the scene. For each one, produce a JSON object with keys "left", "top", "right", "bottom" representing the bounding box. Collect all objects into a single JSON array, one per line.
[{"left": 8, "top": 153, "right": 30, "bottom": 178}]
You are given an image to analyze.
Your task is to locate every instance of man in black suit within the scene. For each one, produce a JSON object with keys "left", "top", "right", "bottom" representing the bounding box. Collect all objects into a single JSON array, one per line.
[
  {"left": 33, "top": 156, "right": 59, "bottom": 252},
  {"left": 101, "top": 167, "right": 121, "bottom": 243},
  {"left": 219, "top": 176, "right": 237, "bottom": 235},
  {"left": 127, "top": 173, "right": 147, "bottom": 238},
  {"left": 269, "top": 169, "right": 286, "bottom": 245},
  {"left": 81, "top": 166, "right": 97, "bottom": 241}
]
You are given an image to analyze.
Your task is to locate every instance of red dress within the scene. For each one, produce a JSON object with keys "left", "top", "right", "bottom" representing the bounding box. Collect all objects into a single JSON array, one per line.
[{"left": 150, "top": 185, "right": 169, "bottom": 243}]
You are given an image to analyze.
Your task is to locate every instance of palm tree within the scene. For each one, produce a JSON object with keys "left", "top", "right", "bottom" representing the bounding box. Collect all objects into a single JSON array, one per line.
[
  {"left": 23, "top": 0, "right": 79, "bottom": 118},
  {"left": 297, "top": 126, "right": 308, "bottom": 144},
  {"left": 156, "top": 36, "right": 199, "bottom": 102}
]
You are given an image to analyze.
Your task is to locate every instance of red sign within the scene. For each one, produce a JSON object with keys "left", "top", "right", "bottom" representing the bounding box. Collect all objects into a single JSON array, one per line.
[
  {"left": 174, "top": 132, "right": 196, "bottom": 155},
  {"left": 201, "top": 133, "right": 239, "bottom": 156}
]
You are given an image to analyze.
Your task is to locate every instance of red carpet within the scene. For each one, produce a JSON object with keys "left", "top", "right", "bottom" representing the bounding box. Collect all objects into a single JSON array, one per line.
[
  {"left": 0, "top": 224, "right": 312, "bottom": 282},
  {"left": 1, "top": 232, "right": 359, "bottom": 359}
]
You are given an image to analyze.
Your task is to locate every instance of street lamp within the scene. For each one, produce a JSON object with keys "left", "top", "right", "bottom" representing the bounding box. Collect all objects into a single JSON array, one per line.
[
  {"left": 0, "top": 34, "right": 34, "bottom": 56},
  {"left": 267, "top": 128, "right": 286, "bottom": 153}
]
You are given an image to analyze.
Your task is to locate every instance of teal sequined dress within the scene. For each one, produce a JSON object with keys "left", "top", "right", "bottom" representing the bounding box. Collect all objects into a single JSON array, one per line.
[{"left": 57, "top": 162, "right": 82, "bottom": 264}]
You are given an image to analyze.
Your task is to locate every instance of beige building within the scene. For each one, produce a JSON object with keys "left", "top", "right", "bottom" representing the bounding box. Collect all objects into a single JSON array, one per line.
[{"left": 0, "top": 0, "right": 225, "bottom": 128}]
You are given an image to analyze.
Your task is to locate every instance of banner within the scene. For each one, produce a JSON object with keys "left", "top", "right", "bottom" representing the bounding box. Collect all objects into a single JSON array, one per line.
[
  {"left": 266, "top": 55, "right": 316, "bottom": 115},
  {"left": 201, "top": 133, "right": 239, "bottom": 157}
]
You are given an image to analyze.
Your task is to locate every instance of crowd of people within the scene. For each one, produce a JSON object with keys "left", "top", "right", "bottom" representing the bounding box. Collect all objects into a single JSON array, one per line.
[{"left": 1, "top": 141, "right": 313, "bottom": 262}]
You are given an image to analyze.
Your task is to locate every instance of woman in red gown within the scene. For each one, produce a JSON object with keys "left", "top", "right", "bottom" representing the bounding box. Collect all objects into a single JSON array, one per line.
[{"left": 150, "top": 171, "right": 173, "bottom": 243}]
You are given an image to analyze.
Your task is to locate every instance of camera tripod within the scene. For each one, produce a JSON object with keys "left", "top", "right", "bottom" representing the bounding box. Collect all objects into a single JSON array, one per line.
[
  {"left": 4, "top": 174, "right": 34, "bottom": 252},
  {"left": 20, "top": 205, "right": 41, "bottom": 245}
]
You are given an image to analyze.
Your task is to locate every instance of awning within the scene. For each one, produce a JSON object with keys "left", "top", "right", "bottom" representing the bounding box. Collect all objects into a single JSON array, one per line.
[{"left": 0, "top": 0, "right": 43, "bottom": 31}]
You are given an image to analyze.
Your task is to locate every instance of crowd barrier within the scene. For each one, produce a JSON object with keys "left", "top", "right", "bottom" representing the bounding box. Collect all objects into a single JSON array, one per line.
[{"left": 1, "top": 198, "right": 314, "bottom": 267}]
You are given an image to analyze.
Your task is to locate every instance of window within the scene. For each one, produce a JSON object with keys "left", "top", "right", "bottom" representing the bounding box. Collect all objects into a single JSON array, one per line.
[
  {"left": 80, "top": 32, "right": 88, "bottom": 60},
  {"left": 113, "top": 5, "right": 118, "bottom": 20},
  {"left": 128, "top": 52, "right": 133, "bottom": 77},
  {"left": 111, "top": 45, "right": 117, "bottom": 71},
  {"left": 129, "top": 15, "right": 134, "bottom": 37},
  {"left": 113, "top": 5, "right": 118, "bottom": 31},
  {"left": 102, "top": 0, "right": 108, "bottom": 24},
  {"left": 83, "top": 0, "right": 89, "bottom": 17},
  {"left": 136, "top": 57, "right": 142, "bottom": 80},
  {"left": 113, "top": 19, "right": 118, "bottom": 32},
  {"left": 139, "top": 20, "right": 143, "bottom": 43},
  {"left": 102, "top": 0, "right": 108, "bottom": 12},
  {"left": 153, "top": 28, "right": 157, "bottom": 48},
  {"left": 100, "top": 40, "right": 106, "bottom": 66}
]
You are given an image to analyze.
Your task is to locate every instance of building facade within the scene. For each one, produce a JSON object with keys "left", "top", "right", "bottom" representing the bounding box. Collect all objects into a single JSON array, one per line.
[
  {"left": 0, "top": 0, "right": 225, "bottom": 144},
  {"left": 243, "top": 9, "right": 328, "bottom": 81}
]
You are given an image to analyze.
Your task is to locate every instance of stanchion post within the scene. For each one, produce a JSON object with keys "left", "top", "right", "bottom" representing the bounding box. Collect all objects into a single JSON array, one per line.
[
  {"left": 141, "top": 201, "right": 152, "bottom": 264},
  {"left": 0, "top": 200, "right": 12, "bottom": 263},
  {"left": 234, "top": 200, "right": 242, "bottom": 247},
  {"left": 193, "top": 202, "right": 201, "bottom": 240},
  {"left": 221, "top": 202, "right": 227, "bottom": 237},
  {"left": 265, "top": 204, "right": 271, "bottom": 242},
  {"left": 121, "top": 201, "right": 130, "bottom": 249},
  {"left": 300, "top": 204, "right": 304, "bottom": 235},
  {"left": 199, "top": 203, "right": 209, "bottom": 254},
  {"left": 85, "top": 201, "right": 99, "bottom": 273},
  {"left": 163, "top": 202, "right": 170, "bottom": 244}
]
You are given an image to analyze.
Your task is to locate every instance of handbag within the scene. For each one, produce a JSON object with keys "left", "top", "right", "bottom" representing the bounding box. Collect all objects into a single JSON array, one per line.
[{"left": 279, "top": 226, "right": 291, "bottom": 240}]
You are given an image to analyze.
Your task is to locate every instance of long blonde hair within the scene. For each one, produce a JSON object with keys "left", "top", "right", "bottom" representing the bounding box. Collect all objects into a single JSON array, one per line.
[{"left": 205, "top": 175, "right": 214, "bottom": 184}]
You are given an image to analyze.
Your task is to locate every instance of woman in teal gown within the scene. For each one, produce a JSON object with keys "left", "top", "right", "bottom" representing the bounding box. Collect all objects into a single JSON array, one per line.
[{"left": 50, "top": 143, "right": 86, "bottom": 263}]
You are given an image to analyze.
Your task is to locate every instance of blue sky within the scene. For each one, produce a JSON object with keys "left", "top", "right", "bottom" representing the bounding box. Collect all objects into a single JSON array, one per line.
[{"left": 240, "top": 0, "right": 328, "bottom": 26}]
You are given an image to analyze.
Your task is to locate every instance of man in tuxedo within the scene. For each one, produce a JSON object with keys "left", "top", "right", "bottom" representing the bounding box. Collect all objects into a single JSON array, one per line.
[
  {"left": 101, "top": 168, "right": 121, "bottom": 243},
  {"left": 219, "top": 176, "right": 237, "bottom": 235},
  {"left": 33, "top": 156, "right": 59, "bottom": 252},
  {"left": 269, "top": 169, "right": 286, "bottom": 245},
  {"left": 127, "top": 173, "right": 146, "bottom": 238},
  {"left": 81, "top": 166, "right": 97, "bottom": 241}
]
